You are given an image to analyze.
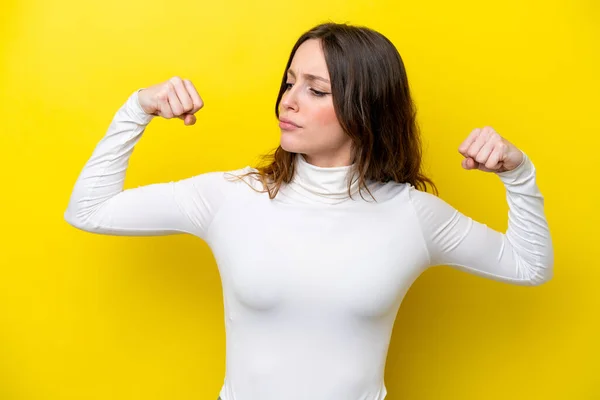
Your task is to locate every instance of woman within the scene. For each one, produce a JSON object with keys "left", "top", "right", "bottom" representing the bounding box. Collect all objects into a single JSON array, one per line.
[{"left": 65, "top": 22, "right": 553, "bottom": 400}]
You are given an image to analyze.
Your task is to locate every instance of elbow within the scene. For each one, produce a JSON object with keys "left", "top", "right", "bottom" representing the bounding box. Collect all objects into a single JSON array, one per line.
[
  {"left": 64, "top": 208, "right": 86, "bottom": 231},
  {"left": 509, "top": 236, "right": 554, "bottom": 286},
  {"left": 64, "top": 207, "right": 96, "bottom": 233},
  {"left": 525, "top": 254, "right": 555, "bottom": 286},
  {"left": 528, "top": 266, "right": 553, "bottom": 286}
]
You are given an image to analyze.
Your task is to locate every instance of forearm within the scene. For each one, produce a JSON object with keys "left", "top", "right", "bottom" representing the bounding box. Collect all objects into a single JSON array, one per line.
[
  {"left": 496, "top": 152, "right": 554, "bottom": 283},
  {"left": 64, "top": 90, "right": 153, "bottom": 229}
]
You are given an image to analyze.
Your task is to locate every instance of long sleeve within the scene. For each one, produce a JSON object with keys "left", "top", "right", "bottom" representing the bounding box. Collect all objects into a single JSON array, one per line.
[
  {"left": 409, "top": 152, "right": 554, "bottom": 286},
  {"left": 64, "top": 90, "right": 231, "bottom": 239}
]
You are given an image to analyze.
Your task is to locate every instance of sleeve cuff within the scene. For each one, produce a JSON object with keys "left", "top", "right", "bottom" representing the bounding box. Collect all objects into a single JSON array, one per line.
[
  {"left": 124, "top": 89, "right": 155, "bottom": 126},
  {"left": 495, "top": 150, "right": 535, "bottom": 185}
]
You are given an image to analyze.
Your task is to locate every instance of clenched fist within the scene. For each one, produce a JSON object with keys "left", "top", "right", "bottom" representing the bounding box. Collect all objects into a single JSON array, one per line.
[
  {"left": 458, "top": 126, "right": 524, "bottom": 173},
  {"left": 138, "top": 77, "right": 204, "bottom": 126}
]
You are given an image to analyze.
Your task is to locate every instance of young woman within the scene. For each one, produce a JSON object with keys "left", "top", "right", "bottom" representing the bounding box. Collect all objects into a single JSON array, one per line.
[{"left": 65, "top": 22, "right": 553, "bottom": 400}]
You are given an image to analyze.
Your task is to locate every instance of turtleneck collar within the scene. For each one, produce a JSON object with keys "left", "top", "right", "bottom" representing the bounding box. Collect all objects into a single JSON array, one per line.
[{"left": 279, "top": 154, "right": 362, "bottom": 205}]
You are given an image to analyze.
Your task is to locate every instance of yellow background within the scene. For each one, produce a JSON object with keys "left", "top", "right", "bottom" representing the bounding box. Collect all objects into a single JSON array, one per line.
[{"left": 1, "top": 0, "right": 598, "bottom": 398}]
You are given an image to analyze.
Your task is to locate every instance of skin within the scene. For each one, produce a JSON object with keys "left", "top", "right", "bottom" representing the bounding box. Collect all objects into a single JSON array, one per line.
[
  {"left": 458, "top": 126, "right": 525, "bottom": 173},
  {"left": 277, "top": 39, "right": 353, "bottom": 167}
]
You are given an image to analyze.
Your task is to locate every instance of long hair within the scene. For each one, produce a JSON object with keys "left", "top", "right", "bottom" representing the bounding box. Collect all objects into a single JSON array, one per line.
[{"left": 235, "top": 22, "right": 437, "bottom": 199}]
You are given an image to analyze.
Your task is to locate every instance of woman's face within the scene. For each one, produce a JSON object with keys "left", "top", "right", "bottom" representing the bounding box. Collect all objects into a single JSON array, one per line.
[{"left": 278, "top": 39, "right": 353, "bottom": 167}]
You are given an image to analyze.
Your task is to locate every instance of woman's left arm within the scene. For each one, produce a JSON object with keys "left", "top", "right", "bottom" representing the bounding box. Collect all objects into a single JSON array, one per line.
[{"left": 409, "top": 127, "right": 554, "bottom": 285}]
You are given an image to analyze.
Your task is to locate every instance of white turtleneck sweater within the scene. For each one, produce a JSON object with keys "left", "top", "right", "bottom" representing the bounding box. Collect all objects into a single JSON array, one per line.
[{"left": 65, "top": 90, "right": 554, "bottom": 400}]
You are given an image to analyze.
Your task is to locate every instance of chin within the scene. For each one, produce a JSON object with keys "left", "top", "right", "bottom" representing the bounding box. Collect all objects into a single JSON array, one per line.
[{"left": 279, "top": 132, "right": 306, "bottom": 154}]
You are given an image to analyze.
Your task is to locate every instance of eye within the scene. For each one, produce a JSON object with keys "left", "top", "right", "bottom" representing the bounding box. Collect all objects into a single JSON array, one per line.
[
  {"left": 284, "top": 82, "right": 330, "bottom": 97},
  {"left": 310, "top": 89, "right": 327, "bottom": 97}
]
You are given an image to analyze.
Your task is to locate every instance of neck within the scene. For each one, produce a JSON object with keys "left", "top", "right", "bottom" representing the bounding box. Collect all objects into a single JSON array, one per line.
[
  {"left": 302, "top": 152, "right": 353, "bottom": 168},
  {"left": 276, "top": 154, "right": 361, "bottom": 205}
]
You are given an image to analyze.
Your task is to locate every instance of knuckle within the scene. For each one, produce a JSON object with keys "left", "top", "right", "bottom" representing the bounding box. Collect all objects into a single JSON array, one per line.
[
  {"left": 158, "top": 92, "right": 169, "bottom": 103},
  {"left": 172, "top": 105, "right": 183, "bottom": 115},
  {"left": 182, "top": 97, "right": 193, "bottom": 110}
]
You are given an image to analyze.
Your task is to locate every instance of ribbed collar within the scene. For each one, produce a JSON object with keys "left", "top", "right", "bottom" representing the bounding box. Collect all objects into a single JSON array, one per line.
[{"left": 280, "top": 154, "right": 362, "bottom": 205}]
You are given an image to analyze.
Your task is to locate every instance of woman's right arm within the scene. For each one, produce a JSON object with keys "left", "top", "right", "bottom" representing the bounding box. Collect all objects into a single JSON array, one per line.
[{"left": 64, "top": 77, "right": 226, "bottom": 239}]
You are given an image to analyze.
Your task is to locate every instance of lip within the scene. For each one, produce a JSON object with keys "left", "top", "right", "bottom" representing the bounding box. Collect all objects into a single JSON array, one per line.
[{"left": 279, "top": 117, "right": 301, "bottom": 130}]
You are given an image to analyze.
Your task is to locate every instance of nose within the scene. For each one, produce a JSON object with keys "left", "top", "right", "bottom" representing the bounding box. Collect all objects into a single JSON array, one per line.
[{"left": 280, "top": 86, "right": 298, "bottom": 112}]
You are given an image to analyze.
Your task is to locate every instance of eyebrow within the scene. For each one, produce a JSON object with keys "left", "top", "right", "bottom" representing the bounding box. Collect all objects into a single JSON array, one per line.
[{"left": 287, "top": 69, "right": 330, "bottom": 84}]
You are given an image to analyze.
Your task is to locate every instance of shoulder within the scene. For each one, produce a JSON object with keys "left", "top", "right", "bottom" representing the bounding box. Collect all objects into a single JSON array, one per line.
[
  {"left": 364, "top": 180, "right": 409, "bottom": 202},
  {"left": 172, "top": 165, "right": 262, "bottom": 195},
  {"left": 370, "top": 180, "right": 438, "bottom": 205},
  {"left": 223, "top": 166, "right": 264, "bottom": 191},
  {"left": 378, "top": 181, "right": 453, "bottom": 217},
  {"left": 402, "top": 184, "right": 463, "bottom": 228}
]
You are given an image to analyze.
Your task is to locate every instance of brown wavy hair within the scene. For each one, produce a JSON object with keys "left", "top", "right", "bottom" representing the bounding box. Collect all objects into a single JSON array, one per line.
[{"left": 235, "top": 22, "right": 437, "bottom": 199}]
